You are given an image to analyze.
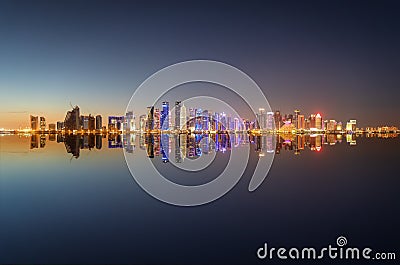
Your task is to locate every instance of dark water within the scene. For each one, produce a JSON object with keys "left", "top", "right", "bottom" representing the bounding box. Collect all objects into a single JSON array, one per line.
[{"left": 0, "top": 133, "right": 398, "bottom": 264}]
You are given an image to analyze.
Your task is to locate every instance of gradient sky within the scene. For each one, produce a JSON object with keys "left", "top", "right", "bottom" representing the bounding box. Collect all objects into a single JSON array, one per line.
[{"left": 0, "top": 0, "right": 399, "bottom": 128}]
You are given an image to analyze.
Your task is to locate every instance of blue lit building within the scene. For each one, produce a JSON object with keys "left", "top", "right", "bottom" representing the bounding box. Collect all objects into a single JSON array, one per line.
[{"left": 161, "top": 101, "right": 169, "bottom": 130}]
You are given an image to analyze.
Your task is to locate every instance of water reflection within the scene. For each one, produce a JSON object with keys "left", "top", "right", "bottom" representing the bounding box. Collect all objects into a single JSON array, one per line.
[{"left": 23, "top": 132, "right": 399, "bottom": 160}]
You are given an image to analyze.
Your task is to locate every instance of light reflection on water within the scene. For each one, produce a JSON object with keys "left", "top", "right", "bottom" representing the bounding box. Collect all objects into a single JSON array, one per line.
[
  {"left": 13, "top": 132, "right": 399, "bottom": 160},
  {"left": 0, "top": 133, "right": 399, "bottom": 264}
]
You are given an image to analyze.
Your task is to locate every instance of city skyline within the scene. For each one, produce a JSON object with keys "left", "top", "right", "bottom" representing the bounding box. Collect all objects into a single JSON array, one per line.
[{"left": 2, "top": 102, "right": 399, "bottom": 135}]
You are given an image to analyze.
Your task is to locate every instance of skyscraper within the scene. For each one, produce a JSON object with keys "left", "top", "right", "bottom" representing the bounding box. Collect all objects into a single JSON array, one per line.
[
  {"left": 154, "top": 109, "right": 160, "bottom": 130},
  {"left": 88, "top": 115, "right": 95, "bottom": 130},
  {"left": 266, "top": 112, "right": 274, "bottom": 130},
  {"left": 139, "top": 115, "right": 147, "bottom": 132},
  {"left": 316, "top": 113, "right": 322, "bottom": 130},
  {"left": 294, "top": 110, "right": 300, "bottom": 129},
  {"left": 346, "top": 120, "right": 357, "bottom": 132},
  {"left": 30, "top": 115, "right": 39, "bottom": 131},
  {"left": 180, "top": 102, "right": 187, "bottom": 130},
  {"left": 64, "top": 106, "right": 80, "bottom": 131},
  {"left": 124, "top": 111, "right": 135, "bottom": 132},
  {"left": 161, "top": 101, "right": 169, "bottom": 130},
  {"left": 297, "top": 115, "right": 305, "bottom": 130},
  {"left": 175, "top": 101, "right": 181, "bottom": 130},
  {"left": 257, "top": 108, "right": 266, "bottom": 130},
  {"left": 40, "top": 117, "right": 46, "bottom": 131},
  {"left": 95, "top": 115, "right": 102, "bottom": 130},
  {"left": 274, "top": 110, "right": 282, "bottom": 130},
  {"left": 146, "top": 106, "right": 154, "bottom": 131}
]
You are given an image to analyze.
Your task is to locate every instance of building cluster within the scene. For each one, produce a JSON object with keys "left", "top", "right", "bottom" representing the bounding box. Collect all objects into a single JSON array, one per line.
[
  {"left": 271, "top": 109, "right": 358, "bottom": 133},
  {"left": 28, "top": 105, "right": 400, "bottom": 136}
]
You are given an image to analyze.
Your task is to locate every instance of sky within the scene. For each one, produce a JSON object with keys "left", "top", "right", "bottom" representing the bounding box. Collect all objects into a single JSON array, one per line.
[{"left": 0, "top": 0, "right": 399, "bottom": 128}]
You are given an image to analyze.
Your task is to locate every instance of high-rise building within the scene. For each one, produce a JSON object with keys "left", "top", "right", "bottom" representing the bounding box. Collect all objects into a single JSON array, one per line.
[
  {"left": 139, "top": 115, "right": 147, "bottom": 132},
  {"left": 294, "top": 110, "right": 300, "bottom": 129},
  {"left": 175, "top": 101, "right": 181, "bottom": 130},
  {"left": 346, "top": 120, "right": 357, "bottom": 132},
  {"left": 146, "top": 106, "right": 154, "bottom": 131},
  {"left": 257, "top": 108, "right": 266, "bottom": 130},
  {"left": 274, "top": 111, "right": 282, "bottom": 130},
  {"left": 64, "top": 106, "right": 81, "bottom": 130},
  {"left": 88, "top": 115, "right": 95, "bottom": 130},
  {"left": 188, "top": 108, "right": 195, "bottom": 130},
  {"left": 30, "top": 115, "right": 39, "bottom": 131},
  {"left": 124, "top": 111, "right": 135, "bottom": 132},
  {"left": 81, "top": 115, "right": 89, "bottom": 130},
  {"left": 195, "top": 108, "right": 203, "bottom": 130},
  {"left": 310, "top": 114, "right": 316, "bottom": 129},
  {"left": 180, "top": 103, "right": 187, "bottom": 130},
  {"left": 56, "top": 121, "right": 64, "bottom": 131},
  {"left": 327, "top": 120, "right": 337, "bottom": 132},
  {"left": 161, "top": 101, "right": 169, "bottom": 130},
  {"left": 316, "top": 113, "right": 322, "bottom": 130},
  {"left": 154, "top": 109, "right": 160, "bottom": 130},
  {"left": 108, "top": 116, "right": 124, "bottom": 131},
  {"left": 95, "top": 115, "right": 102, "bottom": 130},
  {"left": 266, "top": 112, "right": 274, "bottom": 131},
  {"left": 202, "top": 110, "right": 209, "bottom": 131},
  {"left": 297, "top": 115, "right": 305, "bottom": 130},
  {"left": 40, "top": 117, "right": 46, "bottom": 131},
  {"left": 48, "top": 123, "right": 56, "bottom": 131}
]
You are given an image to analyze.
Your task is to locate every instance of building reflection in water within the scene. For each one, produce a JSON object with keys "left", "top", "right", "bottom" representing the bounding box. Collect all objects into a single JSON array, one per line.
[{"left": 28, "top": 132, "right": 398, "bottom": 160}]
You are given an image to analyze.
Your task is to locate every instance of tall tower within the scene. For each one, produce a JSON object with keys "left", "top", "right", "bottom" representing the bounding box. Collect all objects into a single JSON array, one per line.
[
  {"left": 161, "top": 101, "right": 169, "bottom": 130},
  {"left": 147, "top": 106, "right": 154, "bottom": 131},
  {"left": 30, "top": 115, "right": 39, "bottom": 131},
  {"left": 316, "top": 113, "right": 322, "bottom": 130},
  {"left": 294, "top": 110, "right": 300, "bottom": 129},
  {"left": 175, "top": 101, "right": 181, "bottom": 130},
  {"left": 180, "top": 102, "right": 187, "bottom": 130},
  {"left": 39, "top": 117, "right": 46, "bottom": 131}
]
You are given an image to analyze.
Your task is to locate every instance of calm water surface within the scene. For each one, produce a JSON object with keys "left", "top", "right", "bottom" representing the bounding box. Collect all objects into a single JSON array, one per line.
[{"left": 0, "top": 133, "right": 398, "bottom": 264}]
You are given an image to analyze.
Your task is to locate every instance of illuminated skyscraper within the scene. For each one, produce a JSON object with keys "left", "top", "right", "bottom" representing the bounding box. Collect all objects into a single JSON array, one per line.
[
  {"left": 154, "top": 108, "right": 160, "bottom": 130},
  {"left": 257, "top": 108, "right": 266, "bottom": 130},
  {"left": 40, "top": 117, "right": 46, "bottom": 131},
  {"left": 56, "top": 121, "right": 64, "bottom": 131},
  {"left": 188, "top": 108, "right": 195, "bottom": 130},
  {"left": 310, "top": 114, "right": 316, "bottom": 130},
  {"left": 327, "top": 120, "right": 337, "bottom": 132},
  {"left": 316, "top": 113, "right": 322, "bottom": 130},
  {"left": 274, "top": 110, "right": 282, "bottom": 130},
  {"left": 146, "top": 106, "right": 154, "bottom": 131},
  {"left": 95, "top": 115, "right": 102, "bottom": 130},
  {"left": 180, "top": 103, "right": 187, "bottom": 130},
  {"left": 297, "top": 115, "right": 305, "bottom": 130},
  {"left": 161, "top": 101, "right": 169, "bottom": 130},
  {"left": 139, "top": 115, "right": 147, "bottom": 132},
  {"left": 108, "top": 116, "right": 124, "bottom": 131},
  {"left": 294, "top": 110, "right": 300, "bottom": 129},
  {"left": 30, "top": 115, "right": 39, "bottom": 131},
  {"left": 87, "top": 115, "right": 95, "bottom": 130},
  {"left": 123, "top": 111, "right": 135, "bottom": 132},
  {"left": 202, "top": 109, "right": 209, "bottom": 130},
  {"left": 266, "top": 112, "right": 274, "bottom": 130},
  {"left": 175, "top": 101, "right": 181, "bottom": 130},
  {"left": 346, "top": 120, "right": 357, "bottom": 132},
  {"left": 64, "top": 106, "right": 80, "bottom": 130}
]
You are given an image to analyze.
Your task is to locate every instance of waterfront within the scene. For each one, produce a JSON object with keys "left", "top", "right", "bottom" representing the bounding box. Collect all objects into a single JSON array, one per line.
[{"left": 0, "top": 133, "right": 398, "bottom": 264}]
